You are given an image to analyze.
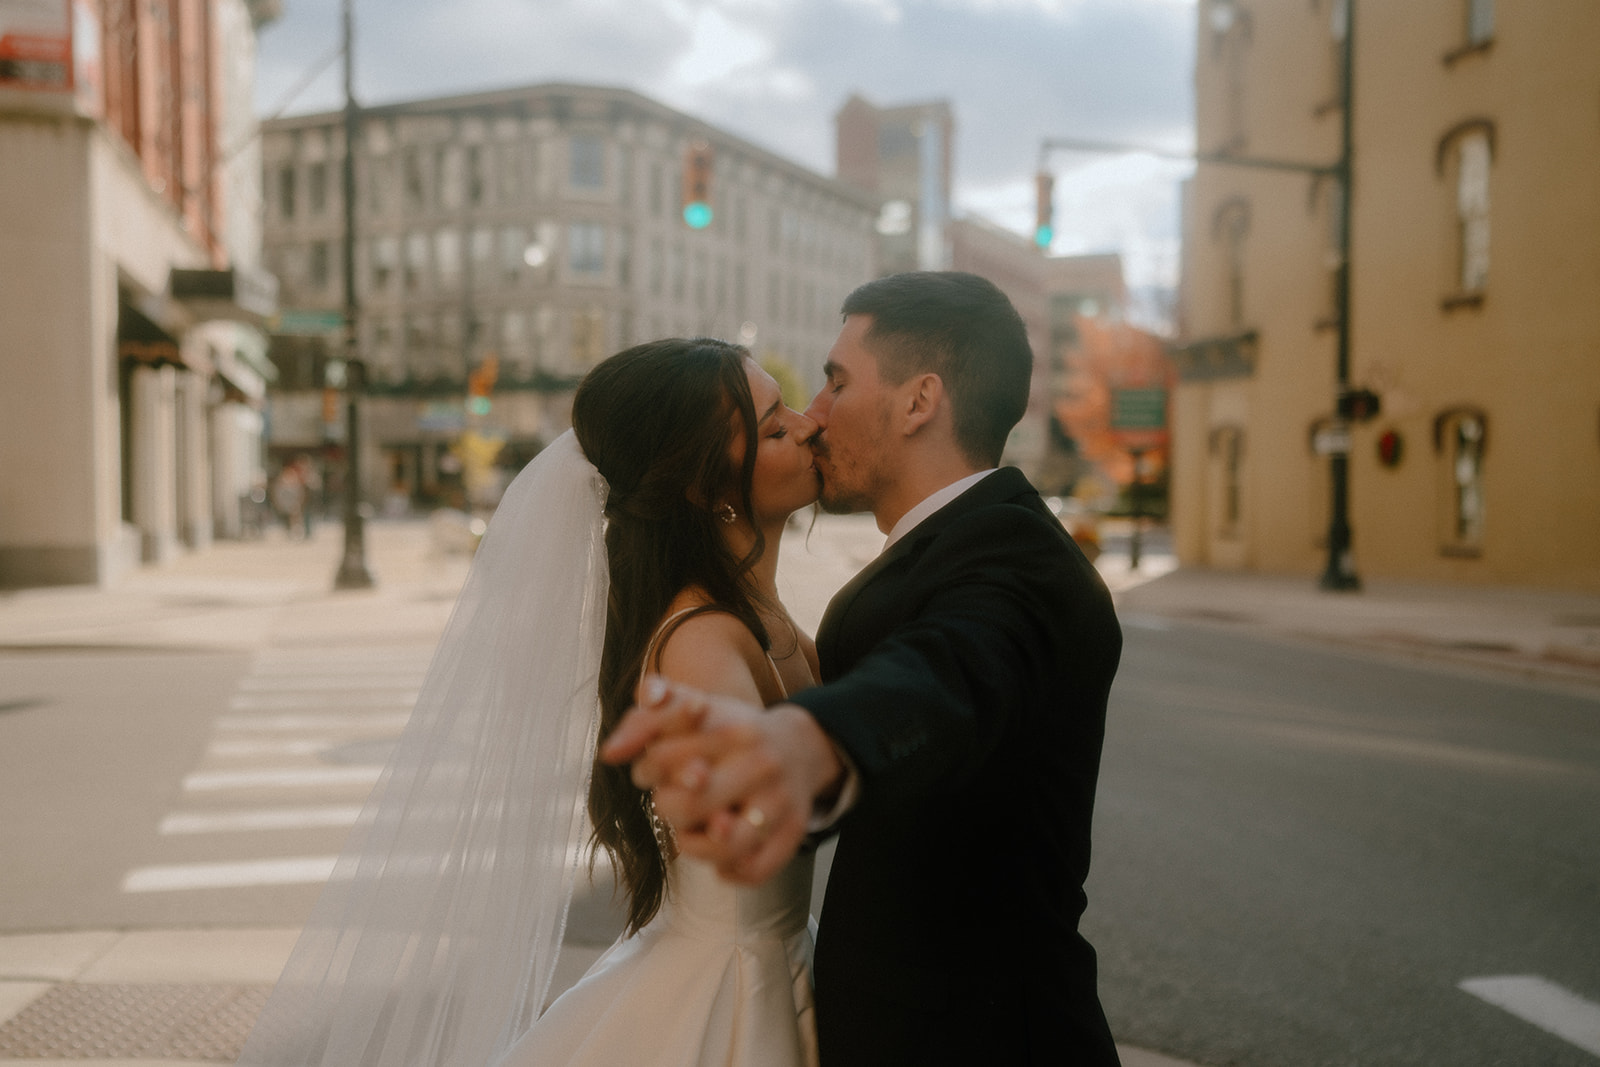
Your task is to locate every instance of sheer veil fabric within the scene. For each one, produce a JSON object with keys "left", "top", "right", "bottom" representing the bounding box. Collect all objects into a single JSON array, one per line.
[{"left": 237, "top": 430, "right": 610, "bottom": 1066}]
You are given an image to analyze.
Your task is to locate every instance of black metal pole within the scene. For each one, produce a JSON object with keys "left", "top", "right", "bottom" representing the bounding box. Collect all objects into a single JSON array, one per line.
[
  {"left": 334, "top": 0, "right": 374, "bottom": 590},
  {"left": 1319, "top": 0, "right": 1360, "bottom": 590}
]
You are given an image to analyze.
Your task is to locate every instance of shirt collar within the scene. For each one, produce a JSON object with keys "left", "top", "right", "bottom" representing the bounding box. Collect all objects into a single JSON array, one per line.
[{"left": 884, "top": 468, "right": 998, "bottom": 548}]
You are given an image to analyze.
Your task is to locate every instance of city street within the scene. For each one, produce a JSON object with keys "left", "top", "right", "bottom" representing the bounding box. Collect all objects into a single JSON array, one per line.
[{"left": 1, "top": 515, "right": 1597, "bottom": 1064}]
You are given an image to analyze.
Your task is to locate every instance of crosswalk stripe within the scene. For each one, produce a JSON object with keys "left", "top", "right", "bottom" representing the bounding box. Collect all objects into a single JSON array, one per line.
[
  {"left": 1460, "top": 975, "right": 1600, "bottom": 1056},
  {"left": 122, "top": 856, "right": 339, "bottom": 892},
  {"left": 230, "top": 691, "right": 418, "bottom": 710},
  {"left": 237, "top": 675, "right": 427, "bottom": 692},
  {"left": 159, "top": 805, "right": 364, "bottom": 835},
  {"left": 183, "top": 766, "right": 383, "bottom": 791},
  {"left": 216, "top": 712, "right": 412, "bottom": 731}
]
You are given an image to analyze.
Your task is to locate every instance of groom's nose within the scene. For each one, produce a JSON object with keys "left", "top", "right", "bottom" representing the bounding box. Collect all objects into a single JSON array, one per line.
[{"left": 803, "top": 388, "right": 829, "bottom": 430}]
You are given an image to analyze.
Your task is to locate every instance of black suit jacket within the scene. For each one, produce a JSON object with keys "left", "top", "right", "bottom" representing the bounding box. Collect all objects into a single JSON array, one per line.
[{"left": 788, "top": 467, "right": 1122, "bottom": 1066}]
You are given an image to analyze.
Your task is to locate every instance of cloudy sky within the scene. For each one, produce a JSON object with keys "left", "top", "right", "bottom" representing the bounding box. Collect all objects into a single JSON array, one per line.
[{"left": 255, "top": 0, "right": 1198, "bottom": 311}]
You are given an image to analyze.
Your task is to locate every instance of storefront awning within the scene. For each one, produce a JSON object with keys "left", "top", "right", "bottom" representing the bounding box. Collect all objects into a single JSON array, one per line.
[
  {"left": 1169, "top": 330, "right": 1258, "bottom": 382},
  {"left": 170, "top": 266, "right": 279, "bottom": 327}
]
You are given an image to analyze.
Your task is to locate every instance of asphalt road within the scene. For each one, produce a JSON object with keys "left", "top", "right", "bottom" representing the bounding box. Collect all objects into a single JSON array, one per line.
[
  {"left": 1085, "top": 619, "right": 1600, "bottom": 1066},
  {"left": 3, "top": 554, "right": 1596, "bottom": 1065}
]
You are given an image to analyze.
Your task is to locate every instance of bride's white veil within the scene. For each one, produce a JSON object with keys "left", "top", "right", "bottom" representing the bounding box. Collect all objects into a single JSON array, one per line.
[{"left": 237, "top": 429, "right": 609, "bottom": 1066}]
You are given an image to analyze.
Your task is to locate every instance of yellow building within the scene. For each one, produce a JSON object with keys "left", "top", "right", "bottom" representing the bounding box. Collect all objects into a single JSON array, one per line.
[{"left": 1174, "top": 0, "right": 1600, "bottom": 591}]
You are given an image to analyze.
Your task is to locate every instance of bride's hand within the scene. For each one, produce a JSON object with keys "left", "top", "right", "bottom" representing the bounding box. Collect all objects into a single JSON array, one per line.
[{"left": 601, "top": 677, "right": 842, "bottom": 885}]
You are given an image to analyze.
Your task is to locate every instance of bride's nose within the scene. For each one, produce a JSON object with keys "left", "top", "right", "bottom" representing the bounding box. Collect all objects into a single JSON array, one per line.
[{"left": 794, "top": 412, "right": 819, "bottom": 444}]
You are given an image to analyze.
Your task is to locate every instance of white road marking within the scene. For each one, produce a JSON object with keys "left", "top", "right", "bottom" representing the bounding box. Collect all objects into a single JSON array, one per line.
[
  {"left": 237, "top": 675, "right": 427, "bottom": 691},
  {"left": 216, "top": 712, "right": 412, "bottom": 731},
  {"left": 230, "top": 691, "right": 417, "bottom": 710},
  {"left": 122, "top": 856, "right": 339, "bottom": 892},
  {"left": 183, "top": 766, "right": 383, "bottom": 791},
  {"left": 1460, "top": 975, "right": 1600, "bottom": 1057},
  {"left": 159, "top": 805, "right": 365, "bottom": 835},
  {"left": 207, "top": 738, "right": 331, "bottom": 757}
]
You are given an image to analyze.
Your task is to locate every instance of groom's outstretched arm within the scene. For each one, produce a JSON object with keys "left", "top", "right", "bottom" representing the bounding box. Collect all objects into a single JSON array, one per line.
[{"left": 601, "top": 680, "right": 844, "bottom": 885}]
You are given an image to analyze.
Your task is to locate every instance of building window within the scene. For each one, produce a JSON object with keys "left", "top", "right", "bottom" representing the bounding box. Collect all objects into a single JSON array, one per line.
[
  {"left": 618, "top": 228, "right": 633, "bottom": 287},
  {"left": 1209, "top": 425, "right": 1245, "bottom": 539},
  {"left": 308, "top": 162, "right": 328, "bottom": 215},
  {"left": 500, "top": 226, "right": 529, "bottom": 282},
  {"left": 571, "top": 308, "right": 605, "bottom": 367},
  {"left": 278, "top": 165, "right": 296, "bottom": 220},
  {"left": 370, "top": 236, "right": 398, "bottom": 291},
  {"left": 435, "top": 229, "right": 462, "bottom": 288},
  {"left": 649, "top": 162, "right": 664, "bottom": 218},
  {"left": 309, "top": 242, "right": 330, "bottom": 290},
  {"left": 1466, "top": 0, "right": 1493, "bottom": 45},
  {"left": 404, "top": 232, "right": 429, "bottom": 290},
  {"left": 569, "top": 135, "right": 605, "bottom": 190},
  {"left": 403, "top": 148, "right": 425, "bottom": 210},
  {"left": 568, "top": 222, "right": 606, "bottom": 275},
  {"left": 1436, "top": 120, "right": 1495, "bottom": 304},
  {"left": 1208, "top": 0, "right": 1252, "bottom": 151},
  {"left": 1435, "top": 407, "right": 1487, "bottom": 555},
  {"left": 465, "top": 145, "right": 485, "bottom": 206},
  {"left": 1212, "top": 198, "right": 1251, "bottom": 329},
  {"left": 470, "top": 227, "right": 494, "bottom": 276}
]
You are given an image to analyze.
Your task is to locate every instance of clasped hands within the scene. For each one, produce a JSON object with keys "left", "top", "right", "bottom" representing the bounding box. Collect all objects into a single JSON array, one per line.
[{"left": 600, "top": 676, "right": 843, "bottom": 886}]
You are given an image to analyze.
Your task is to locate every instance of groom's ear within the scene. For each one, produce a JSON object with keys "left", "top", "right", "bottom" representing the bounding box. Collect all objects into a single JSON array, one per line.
[{"left": 898, "top": 373, "right": 945, "bottom": 436}]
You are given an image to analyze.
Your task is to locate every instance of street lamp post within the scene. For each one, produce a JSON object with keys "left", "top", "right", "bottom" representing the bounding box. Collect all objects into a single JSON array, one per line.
[
  {"left": 1038, "top": 0, "right": 1361, "bottom": 591},
  {"left": 333, "top": 0, "right": 374, "bottom": 590}
]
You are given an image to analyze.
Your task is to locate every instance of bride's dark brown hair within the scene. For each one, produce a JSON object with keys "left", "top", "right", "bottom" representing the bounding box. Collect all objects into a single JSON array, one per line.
[{"left": 572, "top": 337, "right": 772, "bottom": 934}]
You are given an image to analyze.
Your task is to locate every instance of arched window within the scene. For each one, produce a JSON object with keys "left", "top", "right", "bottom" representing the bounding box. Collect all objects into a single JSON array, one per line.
[
  {"left": 1434, "top": 406, "right": 1489, "bottom": 555},
  {"left": 1211, "top": 198, "right": 1251, "bottom": 329},
  {"left": 1208, "top": 1, "right": 1253, "bottom": 152},
  {"left": 1436, "top": 120, "right": 1496, "bottom": 304},
  {"left": 1208, "top": 425, "right": 1246, "bottom": 539}
]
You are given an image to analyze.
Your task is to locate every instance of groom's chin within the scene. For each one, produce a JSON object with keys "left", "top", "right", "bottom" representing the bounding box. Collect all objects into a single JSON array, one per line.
[{"left": 817, "top": 492, "right": 866, "bottom": 517}]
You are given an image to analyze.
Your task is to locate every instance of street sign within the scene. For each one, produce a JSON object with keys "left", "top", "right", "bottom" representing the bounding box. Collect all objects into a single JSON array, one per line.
[
  {"left": 1313, "top": 424, "right": 1352, "bottom": 455},
  {"left": 275, "top": 309, "right": 345, "bottom": 336},
  {"left": 1110, "top": 387, "right": 1167, "bottom": 431}
]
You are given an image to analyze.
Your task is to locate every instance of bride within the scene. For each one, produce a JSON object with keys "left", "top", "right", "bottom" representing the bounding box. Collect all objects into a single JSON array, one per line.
[{"left": 237, "top": 337, "right": 823, "bottom": 1066}]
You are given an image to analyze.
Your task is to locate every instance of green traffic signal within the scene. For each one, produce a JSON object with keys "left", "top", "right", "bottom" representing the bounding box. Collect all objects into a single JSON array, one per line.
[
  {"left": 683, "top": 202, "right": 713, "bottom": 229},
  {"left": 1033, "top": 224, "right": 1053, "bottom": 248}
]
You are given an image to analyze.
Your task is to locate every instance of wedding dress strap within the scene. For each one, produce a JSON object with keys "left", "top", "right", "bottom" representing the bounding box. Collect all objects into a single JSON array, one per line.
[{"left": 643, "top": 605, "right": 787, "bottom": 699}]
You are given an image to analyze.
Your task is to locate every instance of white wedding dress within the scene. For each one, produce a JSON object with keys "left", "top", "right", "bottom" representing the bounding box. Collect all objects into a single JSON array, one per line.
[
  {"left": 493, "top": 610, "right": 819, "bottom": 1067},
  {"left": 494, "top": 854, "right": 817, "bottom": 1067}
]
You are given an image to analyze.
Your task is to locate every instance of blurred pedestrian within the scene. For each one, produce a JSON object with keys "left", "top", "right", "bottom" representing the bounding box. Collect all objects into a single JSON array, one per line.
[{"left": 270, "top": 462, "right": 305, "bottom": 538}]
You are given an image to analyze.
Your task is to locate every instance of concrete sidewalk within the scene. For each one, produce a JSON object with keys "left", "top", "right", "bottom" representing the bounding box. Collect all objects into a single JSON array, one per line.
[{"left": 1, "top": 515, "right": 1594, "bottom": 1064}]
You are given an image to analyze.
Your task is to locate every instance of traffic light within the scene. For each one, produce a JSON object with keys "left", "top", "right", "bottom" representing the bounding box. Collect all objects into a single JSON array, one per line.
[
  {"left": 1033, "top": 171, "right": 1055, "bottom": 249},
  {"left": 682, "top": 140, "right": 714, "bottom": 229},
  {"left": 467, "top": 354, "right": 498, "bottom": 416},
  {"left": 1336, "top": 387, "right": 1381, "bottom": 422}
]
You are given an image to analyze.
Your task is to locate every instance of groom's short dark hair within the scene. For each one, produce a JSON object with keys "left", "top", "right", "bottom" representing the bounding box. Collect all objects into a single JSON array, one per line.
[{"left": 840, "top": 271, "right": 1032, "bottom": 467}]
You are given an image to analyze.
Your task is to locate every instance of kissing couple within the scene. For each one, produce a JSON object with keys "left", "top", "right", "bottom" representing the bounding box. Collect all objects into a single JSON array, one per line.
[{"left": 238, "top": 271, "right": 1124, "bottom": 1066}]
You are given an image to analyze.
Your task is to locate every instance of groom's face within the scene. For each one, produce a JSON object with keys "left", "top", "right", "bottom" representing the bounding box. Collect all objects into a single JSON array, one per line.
[{"left": 805, "top": 314, "right": 896, "bottom": 516}]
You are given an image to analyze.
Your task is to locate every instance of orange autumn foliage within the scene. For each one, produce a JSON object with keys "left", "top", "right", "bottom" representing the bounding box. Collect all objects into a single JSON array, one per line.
[{"left": 1054, "top": 317, "right": 1177, "bottom": 488}]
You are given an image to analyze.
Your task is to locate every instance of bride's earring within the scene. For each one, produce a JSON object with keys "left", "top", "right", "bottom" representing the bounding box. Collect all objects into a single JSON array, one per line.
[{"left": 716, "top": 503, "right": 737, "bottom": 525}]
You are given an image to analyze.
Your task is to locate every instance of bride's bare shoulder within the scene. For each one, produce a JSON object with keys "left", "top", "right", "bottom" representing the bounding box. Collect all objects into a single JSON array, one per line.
[{"left": 645, "top": 591, "right": 768, "bottom": 704}]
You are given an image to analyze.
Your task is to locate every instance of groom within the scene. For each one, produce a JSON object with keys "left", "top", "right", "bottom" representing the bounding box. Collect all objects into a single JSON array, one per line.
[{"left": 604, "top": 271, "right": 1123, "bottom": 1065}]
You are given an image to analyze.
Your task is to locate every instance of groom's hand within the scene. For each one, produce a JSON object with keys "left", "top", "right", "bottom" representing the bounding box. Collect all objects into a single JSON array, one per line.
[{"left": 600, "top": 676, "right": 843, "bottom": 885}]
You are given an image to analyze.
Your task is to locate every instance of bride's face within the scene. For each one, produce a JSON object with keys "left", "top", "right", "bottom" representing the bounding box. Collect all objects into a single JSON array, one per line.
[{"left": 726, "top": 357, "right": 820, "bottom": 526}]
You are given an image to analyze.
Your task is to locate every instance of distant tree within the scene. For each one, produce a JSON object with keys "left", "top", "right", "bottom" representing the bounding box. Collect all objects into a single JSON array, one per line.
[
  {"left": 759, "top": 353, "right": 809, "bottom": 411},
  {"left": 1055, "top": 316, "right": 1176, "bottom": 490}
]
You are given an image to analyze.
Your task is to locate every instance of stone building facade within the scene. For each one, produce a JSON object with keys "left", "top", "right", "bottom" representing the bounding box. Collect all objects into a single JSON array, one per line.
[
  {"left": 261, "top": 83, "right": 879, "bottom": 506},
  {"left": 0, "top": 0, "right": 279, "bottom": 587},
  {"left": 1175, "top": 0, "right": 1600, "bottom": 590}
]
